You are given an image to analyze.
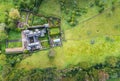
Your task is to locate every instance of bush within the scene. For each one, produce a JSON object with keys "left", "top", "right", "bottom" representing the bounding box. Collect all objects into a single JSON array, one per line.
[
  {"left": 9, "top": 8, "right": 20, "bottom": 20},
  {"left": 105, "top": 56, "right": 118, "bottom": 68},
  {"left": 48, "top": 49, "right": 56, "bottom": 59},
  {"left": 75, "top": 71, "right": 87, "bottom": 81},
  {"left": 98, "top": 7, "right": 104, "bottom": 13},
  {"left": 90, "top": 39, "right": 95, "bottom": 45},
  {"left": 78, "top": 62, "right": 91, "bottom": 70},
  {"left": 23, "top": 50, "right": 29, "bottom": 54}
]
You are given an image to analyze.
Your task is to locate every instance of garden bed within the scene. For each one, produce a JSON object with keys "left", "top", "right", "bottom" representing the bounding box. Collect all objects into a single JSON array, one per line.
[
  {"left": 49, "top": 27, "right": 60, "bottom": 35},
  {"left": 7, "top": 42, "right": 22, "bottom": 48},
  {"left": 41, "top": 41, "right": 50, "bottom": 48}
]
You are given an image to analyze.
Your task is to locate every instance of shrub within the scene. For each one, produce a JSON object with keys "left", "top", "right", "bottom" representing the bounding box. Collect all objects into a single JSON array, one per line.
[
  {"left": 90, "top": 39, "right": 95, "bottom": 45},
  {"left": 48, "top": 49, "right": 56, "bottom": 59},
  {"left": 23, "top": 50, "right": 29, "bottom": 54},
  {"left": 9, "top": 8, "right": 20, "bottom": 20},
  {"left": 78, "top": 62, "right": 91, "bottom": 70},
  {"left": 75, "top": 71, "right": 87, "bottom": 81},
  {"left": 98, "top": 7, "right": 104, "bottom": 13},
  {"left": 89, "top": 2, "right": 94, "bottom": 7},
  {"left": 114, "top": 24, "right": 120, "bottom": 30},
  {"left": 105, "top": 56, "right": 118, "bottom": 68}
]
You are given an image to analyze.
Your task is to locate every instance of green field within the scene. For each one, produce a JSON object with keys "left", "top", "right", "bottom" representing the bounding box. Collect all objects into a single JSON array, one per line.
[
  {"left": 0, "top": 0, "right": 120, "bottom": 71},
  {"left": 1, "top": 0, "right": 120, "bottom": 81},
  {"left": 15, "top": 1, "right": 120, "bottom": 70}
]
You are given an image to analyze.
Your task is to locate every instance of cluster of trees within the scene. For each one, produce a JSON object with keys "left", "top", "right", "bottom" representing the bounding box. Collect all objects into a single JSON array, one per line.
[
  {"left": 94, "top": 0, "right": 118, "bottom": 13},
  {"left": 59, "top": 0, "right": 118, "bottom": 27},
  {"left": 59, "top": 0, "right": 87, "bottom": 26},
  {"left": 4, "top": 8, "right": 21, "bottom": 31},
  {"left": 2, "top": 0, "right": 44, "bottom": 30},
  {"left": 1, "top": 55, "right": 120, "bottom": 81},
  {"left": 16, "top": 0, "right": 43, "bottom": 14},
  {"left": 2, "top": 67, "right": 61, "bottom": 81}
]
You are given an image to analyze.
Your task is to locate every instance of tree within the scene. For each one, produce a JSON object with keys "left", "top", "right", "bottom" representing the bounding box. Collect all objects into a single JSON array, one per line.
[
  {"left": 105, "top": 56, "right": 118, "bottom": 68},
  {"left": 0, "top": 23, "right": 7, "bottom": 42},
  {"left": 75, "top": 71, "right": 87, "bottom": 81},
  {"left": 19, "top": 0, "right": 43, "bottom": 14},
  {"left": 78, "top": 61, "right": 91, "bottom": 70},
  {"left": 42, "top": 68, "right": 61, "bottom": 81},
  {"left": 9, "top": 8, "right": 20, "bottom": 20}
]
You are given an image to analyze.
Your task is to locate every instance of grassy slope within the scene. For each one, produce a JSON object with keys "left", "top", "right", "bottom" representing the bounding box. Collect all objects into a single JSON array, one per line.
[{"left": 18, "top": 1, "right": 120, "bottom": 69}]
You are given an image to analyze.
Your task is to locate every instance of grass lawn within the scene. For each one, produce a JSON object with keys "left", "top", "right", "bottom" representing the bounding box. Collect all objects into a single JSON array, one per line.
[
  {"left": 18, "top": 2, "right": 120, "bottom": 69},
  {"left": 8, "top": 30, "right": 21, "bottom": 40},
  {"left": 49, "top": 28, "right": 60, "bottom": 35},
  {"left": 41, "top": 41, "right": 50, "bottom": 48},
  {"left": 8, "top": 42, "right": 22, "bottom": 48},
  {"left": 39, "top": 0, "right": 60, "bottom": 17}
]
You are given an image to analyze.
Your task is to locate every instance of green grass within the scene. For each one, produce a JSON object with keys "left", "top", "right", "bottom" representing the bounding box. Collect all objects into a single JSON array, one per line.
[
  {"left": 1, "top": 0, "right": 120, "bottom": 71},
  {"left": 8, "top": 42, "right": 22, "bottom": 48},
  {"left": 41, "top": 41, "right": 50, "bottom": 48},
  {"left": 8, "top": 30, "right": 21, "bottom": 40},
  {"left": 65, "top": 7, "right": 120, "bottom": 40},
  {"left": 39, "top": 35, "right": 48, "bottom": 40},
  {"left": 50, "top": 28, "right": 60, "bottom": 35},
  {"left": 39, "top": 0, "right": 60, "bottom": 17},
  {"left": 0, "top": 1, "right": 14, "bottom": 22},
  {"left": 17, "top": 1, "right": 120, "bottom": 69}
]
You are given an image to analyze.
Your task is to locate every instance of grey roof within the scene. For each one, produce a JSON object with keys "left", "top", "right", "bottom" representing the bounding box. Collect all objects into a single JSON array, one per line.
[
  {"left": 23, "top": 29, "right": 46, "bottom": 51},
  {"left": 53, "top": 39, "right": 61, "bottom": 43},
  {"left": 44, "top": 24, "right": 49, "bottom": 28}
]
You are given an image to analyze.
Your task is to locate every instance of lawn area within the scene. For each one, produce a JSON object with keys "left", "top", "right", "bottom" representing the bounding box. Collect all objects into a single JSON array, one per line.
[
  {"left": 41, "top": 41, "right": 50, "bottom": 48},
  {"left": 39, "top": 0, "right": 60, "bottom": 17},
  {"left": 49, "top": 28, "right": 60, "bottom": 35},
  {"left": 8, "top": 42, "right": 22, "bottom": 48},
  {"left": 18, "top": 3, "right": 120, "bottom": 69},
  {"left": 8, "top": 30, "right": 21, "bottom": 40}
]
